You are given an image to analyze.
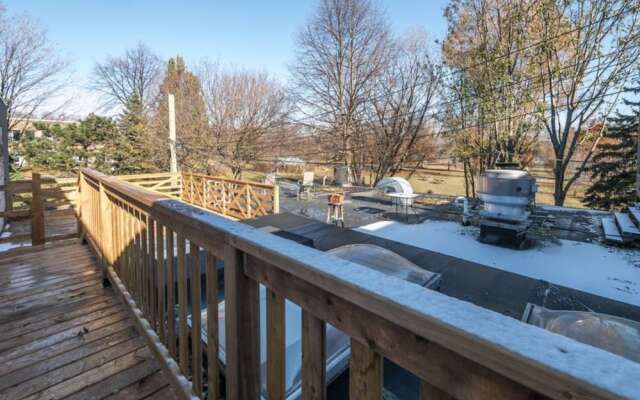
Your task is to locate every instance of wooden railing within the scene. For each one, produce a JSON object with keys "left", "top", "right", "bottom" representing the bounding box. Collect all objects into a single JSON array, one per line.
[
  {"left": 0, "top": 173, "right": 78, "bottom": 245},
  {"left": 117, "top": 172, "right": 181, "bottom": 197},
  {"left": 181, "top": 172, "right": 279, "bottom": 219},
  {"left": 77, "top": 167, "right": 640, "bottom": 400}
]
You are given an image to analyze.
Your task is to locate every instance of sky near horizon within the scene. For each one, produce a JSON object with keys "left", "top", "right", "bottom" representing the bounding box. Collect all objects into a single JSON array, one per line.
[{"left": 4, "top": 0, "right": 450, "bottom": 117}]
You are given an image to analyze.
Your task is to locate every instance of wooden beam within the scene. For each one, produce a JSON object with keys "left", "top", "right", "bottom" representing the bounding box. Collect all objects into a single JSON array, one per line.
[
  {"left": 302, "top": 310, "right": 325, "bottom": 400},
  {"left": 421, "top": 380, "right": 455, "bottom": 400},
  {"left": 350, "top": 339, "right": 382, "bottom": 400},
  {"left": 30, "top": 173, "right": 45, "bottom": 246},
  {"left": 223, "top": 244, "right": 260, "bottom": 400},
  {"left": 267, "top": 288, "right": 285, "bottom": 400}
]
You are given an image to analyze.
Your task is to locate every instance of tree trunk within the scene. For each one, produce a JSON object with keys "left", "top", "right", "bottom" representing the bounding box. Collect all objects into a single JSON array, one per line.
[{"left": 553, "top": 161, "right": 566, "bottom": 206}]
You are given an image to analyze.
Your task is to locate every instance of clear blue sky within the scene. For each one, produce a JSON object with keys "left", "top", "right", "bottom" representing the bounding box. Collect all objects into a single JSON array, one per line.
[{"left": 4, "top": 0, "right": 450, "bottom": 114}]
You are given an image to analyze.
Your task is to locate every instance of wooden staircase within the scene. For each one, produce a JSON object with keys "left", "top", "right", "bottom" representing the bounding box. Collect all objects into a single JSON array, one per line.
[{"left": 602, "top": 205, "right": 640, "bottom": 244}]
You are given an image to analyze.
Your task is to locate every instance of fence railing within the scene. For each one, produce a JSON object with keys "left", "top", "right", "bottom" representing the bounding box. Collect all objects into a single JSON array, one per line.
[
  {"left": 117, "top": 172, "right": 182, "bottom": 197},
  {"left": 0, "top": 173, "right": 78, "bottom": 245},
  {"left": 77, "top": 167, "right": 640, "bottom": 400},
  {"left": 181, "top": 172, "right": 279, "bottom": 219}
]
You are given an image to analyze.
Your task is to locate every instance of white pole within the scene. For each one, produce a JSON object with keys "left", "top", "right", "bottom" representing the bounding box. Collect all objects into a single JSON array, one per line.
[{"left": 168, "top": 94, "right": 178, "bottom": 174}]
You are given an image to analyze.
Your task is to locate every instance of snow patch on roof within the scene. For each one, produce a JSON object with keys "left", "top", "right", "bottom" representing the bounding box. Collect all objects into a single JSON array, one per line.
[{"left": 357, "top": 220, "right": 640, "bottom": 306}]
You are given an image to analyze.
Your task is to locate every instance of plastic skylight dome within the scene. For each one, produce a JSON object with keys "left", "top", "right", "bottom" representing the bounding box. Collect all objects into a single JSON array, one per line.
[
  {"left": 326, "top": 243, "right": 439, "bottom": 287},
  {"left": 524, "top": 304, "right": 640, "bottom": 363}
]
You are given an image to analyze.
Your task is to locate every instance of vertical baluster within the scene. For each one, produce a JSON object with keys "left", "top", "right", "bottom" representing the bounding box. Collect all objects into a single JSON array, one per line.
[
  {"left": 349, "top": 340, "right": 382, "bottom": 400},
  {"left": 206, "top": 252, "right": 219, "bottom": 400},
  {"left": 224, "top": 246, "right": 260, "bottom": 399},
  {"left": 122, "top": 204, "right": 131, "bottom": 289},
  {"left": 267, "top": 289, "right": 285, "bottom": 400},
  {"left": 156, "top": 222, "right": 166, "bottom": 342},
  {"left": 134, "top": 210, "right": 143, "bottom": 303},
  {"left": 141, "top": 215, "right": 149, "bottom": 315},
  {"left": 148, "top": 219, "right": 157, "bottom": 330},
  {"left": 190, "top": 242, "right": 202, "bottom": 396},
  {"left": 167, "top": 229, "right": 177, "bottom": 357},
  {"left": 112, "top": 200, "right": 120, "bottom": 272},
  {"left": 177, "top": 234, "right": 189, "bottom": 375},
  {"left": 302, "top": 310, "right": 326, "bottom": 400}
]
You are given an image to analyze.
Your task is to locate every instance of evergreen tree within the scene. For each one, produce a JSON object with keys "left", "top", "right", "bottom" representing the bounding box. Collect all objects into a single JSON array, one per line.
[
  {"left": 150, "top": 56, "right": 208, "bottom": 171},
  {"left": 19, "top": 115, "right": 117, "bottom": 174},
  {"left": 583, "top": 84, "right": 639, "bottom": 211},
  {"left": 110, "top": 94, "right": 154, "bottom": 174}
]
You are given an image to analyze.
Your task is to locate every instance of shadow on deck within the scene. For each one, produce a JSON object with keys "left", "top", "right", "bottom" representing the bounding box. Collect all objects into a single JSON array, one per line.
[{"left": 0, "top": 241, "right": 178, "bottom": 400}]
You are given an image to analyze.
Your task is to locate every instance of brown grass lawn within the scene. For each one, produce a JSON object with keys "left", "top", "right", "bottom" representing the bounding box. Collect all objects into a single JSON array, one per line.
[{"left": 242, "top": 164, "right": 587, "bottom": 208}]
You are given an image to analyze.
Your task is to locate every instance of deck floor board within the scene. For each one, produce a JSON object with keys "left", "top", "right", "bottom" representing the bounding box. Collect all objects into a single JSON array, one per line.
[{"left": 0, "top": 242, "right": 179, "bottom": 400}]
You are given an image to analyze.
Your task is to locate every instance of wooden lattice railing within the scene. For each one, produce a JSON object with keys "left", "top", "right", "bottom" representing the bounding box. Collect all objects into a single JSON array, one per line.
[
  {"left": 117, "top": 172, "right": 181, "bottom": 197},
  {"left": 180, "top": 172, "right": 279, "bottom": 219},
  {"left": 77, "top": 167, "right": 640, "bottom": 400}
]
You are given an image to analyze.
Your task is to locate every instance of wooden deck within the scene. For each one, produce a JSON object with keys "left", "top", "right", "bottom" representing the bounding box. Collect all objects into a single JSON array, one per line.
[{"left": 0, "top": 241, "right": 178, "bottom": 400}]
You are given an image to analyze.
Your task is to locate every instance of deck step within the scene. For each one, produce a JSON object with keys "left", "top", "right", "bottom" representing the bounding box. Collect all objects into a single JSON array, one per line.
[
  {"left": 628, "top": 206, "right": 640, "bottom": 226},
  {"left": 614, "top": 212, "right": 640, "bottom": 238},
  {"left": 601, "top": 217, "right": 624, "bottom": 244}
]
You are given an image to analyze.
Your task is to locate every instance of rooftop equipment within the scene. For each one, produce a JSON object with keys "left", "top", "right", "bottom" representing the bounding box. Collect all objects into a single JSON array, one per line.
[
  {"left": 477, "top": 169, "right": 536, "bottom": 247},
  {"left": 375, "top": 176, "right": 415, "bottom": 205}
]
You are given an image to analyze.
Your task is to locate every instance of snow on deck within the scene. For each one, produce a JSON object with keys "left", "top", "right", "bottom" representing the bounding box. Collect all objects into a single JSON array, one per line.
[{"left": 357, "top": 220, "right": 640, "bottom": 307}]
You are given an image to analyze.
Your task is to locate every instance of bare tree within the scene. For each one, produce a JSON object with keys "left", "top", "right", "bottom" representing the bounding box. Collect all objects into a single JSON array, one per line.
[
  {"left": 198, "top": 61, "right": 291, "bottom": 178},
  {"left": 0, "top": 7, "right": 69, "bottom": 130},
  {"left": 536, "top": 0, "right": 640, "bottom": 205},
  {"left": 290, "top": 0, "right": 392, "bottom": 184},
  {"left": 91, "top": 42, "right": 162, "bottom": 111},
  {"left": 367, "top": 31, "right": 442, "bottom": 185}
]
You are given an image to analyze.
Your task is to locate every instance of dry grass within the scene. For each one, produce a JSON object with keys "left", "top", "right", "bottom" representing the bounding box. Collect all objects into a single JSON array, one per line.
[{"left": 241, "top": 164, "right": 587, "bottom": 208}]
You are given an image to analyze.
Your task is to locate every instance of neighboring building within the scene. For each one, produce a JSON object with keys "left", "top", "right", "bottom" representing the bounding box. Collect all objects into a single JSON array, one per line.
[{"left": 8, "top": 117, "right": 78, "bottom": 140}]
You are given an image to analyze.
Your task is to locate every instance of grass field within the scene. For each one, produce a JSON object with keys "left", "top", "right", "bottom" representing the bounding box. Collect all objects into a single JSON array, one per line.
[{"left": 243, "top": 163, "right": 588, "bottom": 208}]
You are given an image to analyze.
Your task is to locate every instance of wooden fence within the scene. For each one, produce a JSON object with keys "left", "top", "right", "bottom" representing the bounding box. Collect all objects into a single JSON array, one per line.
[
  {"left": 117, "top": 172, "right": 181, "bottom": 197},
  {"left": 181, "top": 172, "right": 279, "bottom": 219},
  {"left": 0, "top": 173, "right": 78, "bottom": 245},
  {"left": 77, "top": 167, "right": 640, "bottom": 400}
]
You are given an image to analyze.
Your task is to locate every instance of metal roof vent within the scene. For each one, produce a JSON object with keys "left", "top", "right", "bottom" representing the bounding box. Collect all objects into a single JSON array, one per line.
[{"left": 477, "top": 169, "right": 537, "bottom": 247}]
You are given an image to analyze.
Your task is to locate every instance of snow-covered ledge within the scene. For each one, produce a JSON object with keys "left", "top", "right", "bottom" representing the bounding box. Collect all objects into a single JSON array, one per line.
[{"left": 159, "top": 198, "right": 640, "bottom": 400}]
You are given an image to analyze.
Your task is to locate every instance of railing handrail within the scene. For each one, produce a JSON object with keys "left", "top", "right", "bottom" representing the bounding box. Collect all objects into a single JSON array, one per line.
[
  {"left": 182, "top": 171, "right": 276, "bottom": 190},
  {"left": 79, "top": 167, "right": 640, "bottom": 400}
]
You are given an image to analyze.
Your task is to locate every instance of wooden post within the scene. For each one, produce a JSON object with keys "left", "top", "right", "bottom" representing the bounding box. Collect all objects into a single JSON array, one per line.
[
  {"left": 99, "top": 181, "right": 113, "bottom": 286},
  {"left": 30, "top": 172, "right": 45, "bottom": 246},
  {"left": 224, "top": 244, "right": 260, "bottom": 400},
  {"left": 273, "top": 185, "right": 280, "bottom": 214},
  {"left": 267, "top": 289, "right": 285, "bottom": 400},
  {"left": 76, "top": 172, "right": 84, "bottom": 241},
  {"left": 245, "top": 185, "right": 251, "bottom": 218},
  {"left": 168, "top": 94, "right": 178, "bottom": 174},
  {"left": 190, "top": 242, "right": 202, "bottom": 396},
  {"left": 206, "top": 252, "right": 219, "bottom": 400},
  {"left": 302, "top": 310, "right": 326, "bottom": 400},
  {"left": 349, "top": 340, "right": 383, "bottom": 400}
]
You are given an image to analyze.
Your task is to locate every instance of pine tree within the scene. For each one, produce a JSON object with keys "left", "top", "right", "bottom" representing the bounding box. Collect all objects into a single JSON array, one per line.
[
  {"left": 110, "top": 94, "right": 153, "bottom": 174},
  {"left": 583, "top": 84, "right": 639, "bottom": 211},
  {"left": 150, "top": 56, "right": 208, "bottom": 171}
]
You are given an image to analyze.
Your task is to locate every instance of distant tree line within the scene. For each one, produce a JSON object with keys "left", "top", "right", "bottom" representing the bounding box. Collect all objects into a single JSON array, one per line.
[{"left": 1, "top": 0, "right": 639, "bottom": 208}]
